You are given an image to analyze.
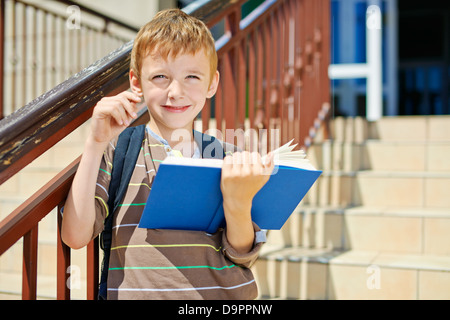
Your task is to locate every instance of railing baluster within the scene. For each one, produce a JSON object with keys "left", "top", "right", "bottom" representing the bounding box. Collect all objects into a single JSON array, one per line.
[
  {"left": 31, "top": 6, "right": 37, "bottom": 99},
  {"left": 86, "top": 237, "right": 99, "bottom": 300},
  {"left": 271, "top": 7, "right": 280, "bottom": 119},
  {"left": 40, "top": 11, "right": 46, "bottom": 94},
  {"left": 22, "top": 225, "right": 38, "bottom": 300},
  {"left": 50, "top": 13, "right": 57, "bottom": 88},
  {"left": 278, "top": 3, "right": 289, "bottom": 145},
  {"left": 295, "top": 0, "right": 304, "bottom": 146},
  {"left": 20, "top": 2, "right": 26, "bottom": 108},
  {"left": 57, "top": 204, "right": 71, "bottom": 300},
  {"left": 263, "top": 19, "right": 272, "bottom": 148},
  {"left": 237, "top": 38, "right": 246, "bottom": 131},
  {"left": 215, "top": 65, "right": 223, "bottom": 133},
  {"left": 223, "top": 50, "right": 236, "bottom": 134},
  {"left": 247, "top": 30, "right": 256, "bottom": 130},
  {"left": 0, "top": 0, "right": 5, "bottom": 120},
  {"left": 247, "top": 30, "right": 256, "bottom": 151},
  {"left": 255, "top": 24, "right": 265, "bottom": 151},
  {"left": 288, "top": 0, "right": 295, "bottom": 142},
  {"left": 201, "top": 98, "right": 211, "bottom": 133},
  {"left": 10, "top": 0, "right": 16, "bottom": 114},
  {"left": 223, "top": 47, "right": 235, "bottom": 129}
]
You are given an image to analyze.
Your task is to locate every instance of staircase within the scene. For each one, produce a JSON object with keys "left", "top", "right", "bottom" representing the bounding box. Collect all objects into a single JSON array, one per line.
[{"left": 252, "top": 115, "right": 450, "bottom": 300}]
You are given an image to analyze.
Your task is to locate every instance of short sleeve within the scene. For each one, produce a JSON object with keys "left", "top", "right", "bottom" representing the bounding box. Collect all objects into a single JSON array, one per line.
[{"left": 91, "top": 140, "right": 116, "bottom": 240}]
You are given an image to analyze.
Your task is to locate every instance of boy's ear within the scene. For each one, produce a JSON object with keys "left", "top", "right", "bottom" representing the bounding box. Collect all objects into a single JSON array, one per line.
[
  {"left": 206, "top": 71, "right": 220, "bottom": 99},
  {"left": 129, "top": 69, "right": 142, "bottom": 95}
]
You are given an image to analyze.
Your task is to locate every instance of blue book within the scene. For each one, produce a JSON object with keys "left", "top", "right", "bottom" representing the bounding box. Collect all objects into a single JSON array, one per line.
[{"left": 138, "top": 141, "right": 322, "bottom": 233}]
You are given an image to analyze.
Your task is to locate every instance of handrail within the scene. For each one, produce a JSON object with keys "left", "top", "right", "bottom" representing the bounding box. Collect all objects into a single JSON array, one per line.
[
  {"left": 0, "top": 40, "right": 132, "bottom": 185},
  {"left": 0, "top": 0, "right": 330, "bottom": 299}
]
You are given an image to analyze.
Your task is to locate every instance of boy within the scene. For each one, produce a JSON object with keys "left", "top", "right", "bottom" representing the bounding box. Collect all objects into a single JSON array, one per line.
[{"left": 61, "top": 9, "right": 273, "bottom": 300}]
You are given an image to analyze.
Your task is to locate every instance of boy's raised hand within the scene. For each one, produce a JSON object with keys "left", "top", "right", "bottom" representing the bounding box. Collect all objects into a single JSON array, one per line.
[{"left": 89, "top": 91, "right": 142, "bottom": 145}]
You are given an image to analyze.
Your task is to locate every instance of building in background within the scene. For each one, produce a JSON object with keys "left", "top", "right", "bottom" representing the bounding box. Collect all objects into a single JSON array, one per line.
[{"left": 331, "top": 0, "right": 449, "bottom": 117}]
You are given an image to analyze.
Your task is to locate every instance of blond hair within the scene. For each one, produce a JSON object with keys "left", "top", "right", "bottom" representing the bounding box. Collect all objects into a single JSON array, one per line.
[{"left": 130, "top": 9, "right": 217, "bottom": 83}]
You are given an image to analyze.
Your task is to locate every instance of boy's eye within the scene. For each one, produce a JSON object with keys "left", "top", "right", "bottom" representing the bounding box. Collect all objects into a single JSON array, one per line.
[
  {"left": 152, "top": 75, "right": 167, "bottom": 80},
  {"left": 186, "top": 75, "right": 200, "bottom": 80}
]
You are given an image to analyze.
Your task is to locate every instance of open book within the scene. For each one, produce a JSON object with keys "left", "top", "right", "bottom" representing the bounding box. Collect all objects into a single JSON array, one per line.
[{"left": 138, "top": 140, "right": 322, "bottom": 233}]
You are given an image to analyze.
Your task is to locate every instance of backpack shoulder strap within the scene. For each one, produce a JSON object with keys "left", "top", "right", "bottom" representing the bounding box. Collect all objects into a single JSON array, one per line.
[
  {"left": 108, "top": 124, "right": 146, "bottom": 213},
  {"left": 193, "top": 130, "right": 227, "bottom": 159},
  {"left": 98, "top": 124, "right": 146, "bottom": 300}
]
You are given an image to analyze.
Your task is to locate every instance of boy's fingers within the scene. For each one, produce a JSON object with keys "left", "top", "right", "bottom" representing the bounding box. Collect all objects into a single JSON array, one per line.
[
  {"left": 264, "top": 152, "right": 274, "bottom": 167},
  {"left": 110, "top": 105, "right": 128, "bottom": 126},
  {"left": 223, "top": 151, "right": 274, "bottom": 177},
  {"left": 118, "top": 96, "right": 137, "bottom": 122},
  {"left": 250, "top": 152, "right": 263, "bottom": 175},
  {"left": 240, "top": 152, "right": 252, "bottom": 176},
  {"left": 262, "top": 152, "right": 275, "bottom": 175},
  {"left": 231, "top": 152, "right": 242, "bottom": 169},
  {"left": 122, "top": 91, "right": 142, "bottom": 103},
  {"left": 250, "top": 152, "right": 261, "bottom": 166},
  {"left": 223, "top": 155, "right": 233, "bottom": 166},
  {"left": 221, "top": 155, "right": 234, "bottom": 181},
  {"left": 116, "top": 99, "right": 132, "bottom": 126}
]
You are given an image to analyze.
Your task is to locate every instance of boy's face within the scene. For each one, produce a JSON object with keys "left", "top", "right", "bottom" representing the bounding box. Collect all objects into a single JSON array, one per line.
[{"left": 130, "top": 49, "right": 219, "bottom": 137}]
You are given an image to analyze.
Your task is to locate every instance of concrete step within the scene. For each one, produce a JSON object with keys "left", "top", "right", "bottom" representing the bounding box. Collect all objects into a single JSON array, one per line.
[
  {"left": 363, "top": 140, "right": 450, "bottom": 172},
  {"left": 266, "top": 205, "right": 450, "bottom": 255},
  {"left": 325, "top": 116, "right": 450, "bottom": 144},
  {"left": 308, "top": 139, "right": 450, "bottom": 173},
  {"left": 367, "top": 116, "right": 450, "bottom": 142},
  {"left": 252, "top": 246, "right": 450, "bottom": 300},
  {"left": 354, "top": 171, "right": 450, "bottom": 208},
  {"left": 304, "top": 170, "right": 450, "bottom": 209},
  {"left": 311, "top": 115, "right": 450, "bottom": 173}
]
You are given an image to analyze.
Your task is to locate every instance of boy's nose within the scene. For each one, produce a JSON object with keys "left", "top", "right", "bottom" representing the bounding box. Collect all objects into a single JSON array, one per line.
[{"left": 167, "top": 80, "right": 183, "bottom": 100}]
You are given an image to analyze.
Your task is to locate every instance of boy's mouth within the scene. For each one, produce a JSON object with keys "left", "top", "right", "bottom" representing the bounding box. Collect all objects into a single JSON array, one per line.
[{"left": 162, "top": 105, "right": 191, "bottom": 113}]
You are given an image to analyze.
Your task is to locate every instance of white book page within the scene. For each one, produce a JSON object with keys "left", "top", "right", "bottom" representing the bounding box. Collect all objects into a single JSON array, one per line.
[{"left": 162, "top": 140, "right": 317, "bottom": 171}]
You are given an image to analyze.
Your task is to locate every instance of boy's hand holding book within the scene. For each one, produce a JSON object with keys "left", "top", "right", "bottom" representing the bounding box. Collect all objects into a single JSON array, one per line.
[
  {"left": 220, "top": 151, "right": 274, "bottom": 253},
  {"left": 220, "top": 151, "right": 274, "bottom": 217}
]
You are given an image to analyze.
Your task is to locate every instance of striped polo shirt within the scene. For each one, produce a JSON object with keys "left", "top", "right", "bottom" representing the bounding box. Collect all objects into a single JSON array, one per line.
[{"left": 92, "top": 127, "right": 264, "bottom": 300}]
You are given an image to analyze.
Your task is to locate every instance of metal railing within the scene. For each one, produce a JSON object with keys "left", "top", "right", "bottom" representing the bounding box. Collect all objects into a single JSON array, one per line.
[{"left": 0, "top": 0, "right": 330, "bottom": 299}]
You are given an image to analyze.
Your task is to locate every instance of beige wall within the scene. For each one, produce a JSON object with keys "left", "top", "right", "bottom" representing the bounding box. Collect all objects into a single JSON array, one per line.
[
  {"left": 73, "top": 0, "right": 177, "bottom": 28},
  {"left": 24, "top": 0, "right": 177, "bottom": 29}
]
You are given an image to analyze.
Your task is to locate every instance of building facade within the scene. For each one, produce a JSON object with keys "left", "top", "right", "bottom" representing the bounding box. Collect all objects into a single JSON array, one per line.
[{"left": 330, "top": 0, "right": 449, "bottom": 117}]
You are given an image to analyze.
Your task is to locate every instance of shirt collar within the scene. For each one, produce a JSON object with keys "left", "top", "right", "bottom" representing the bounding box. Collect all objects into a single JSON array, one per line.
[{"left": 146, "top": 126, "right": 201, "bottom": 158}]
